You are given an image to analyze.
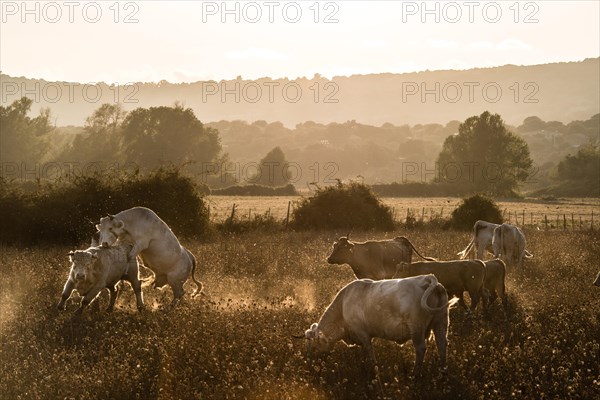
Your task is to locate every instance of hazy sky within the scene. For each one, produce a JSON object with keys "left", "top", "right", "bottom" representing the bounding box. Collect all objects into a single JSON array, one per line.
[{"left": 1, "top": 1, "right": 599, "bottom": 83}]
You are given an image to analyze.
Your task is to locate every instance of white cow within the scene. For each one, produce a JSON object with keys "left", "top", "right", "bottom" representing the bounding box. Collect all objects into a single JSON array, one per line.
[
  {"left": 457, "top": 220, "right": 500, "bottom": 260},
  {"left": 57, "top": 242, "right": 144, "bottom": 315},
  {"left": 96, "top": 206, "right": 202, "bottom": 305},
  {"left": 492, "top": 223, "right": 533, "bottom": 268},
  {"left": 302, "top": 275, "right": 458, "bottom": 374}
]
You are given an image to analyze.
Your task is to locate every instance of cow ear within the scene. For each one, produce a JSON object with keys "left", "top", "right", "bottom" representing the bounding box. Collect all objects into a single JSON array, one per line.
[{"left": 95, "top": 224, "right": 101, "bottom": 231}]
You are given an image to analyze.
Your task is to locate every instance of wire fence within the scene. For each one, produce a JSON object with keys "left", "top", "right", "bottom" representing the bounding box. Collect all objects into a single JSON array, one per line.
[{"left": 208, "top": 201, "right": 598, "bottom": 231}]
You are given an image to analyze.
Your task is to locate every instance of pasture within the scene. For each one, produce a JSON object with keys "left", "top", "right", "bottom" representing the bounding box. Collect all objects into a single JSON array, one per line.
[
  {"left": 206, "top": 196, "right": 600, "bottom": 229},
  {"left": 1, "top": 229, "right": 599, "bottom": 399}
]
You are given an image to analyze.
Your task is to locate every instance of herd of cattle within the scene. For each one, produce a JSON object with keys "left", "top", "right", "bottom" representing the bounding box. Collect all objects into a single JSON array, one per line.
[{"left": 58, "top": 206, "right": 600, "bottom": 374}]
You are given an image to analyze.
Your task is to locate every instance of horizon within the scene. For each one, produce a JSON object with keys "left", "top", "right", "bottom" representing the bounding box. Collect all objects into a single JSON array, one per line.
[{"left": 2, "top": 57, "right": 598, "bottom": 85}]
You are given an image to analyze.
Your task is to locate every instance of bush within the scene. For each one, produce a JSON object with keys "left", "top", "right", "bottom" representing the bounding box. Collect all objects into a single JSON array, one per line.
[
  {"left": 0, "top": 167, "right": 209, "bottom": 245},
  {"left": 291, "top": 181, "right": 395, "bottom": 230},
  {"left": 449, "top": 194, "right": 503, "bottom": 230}
]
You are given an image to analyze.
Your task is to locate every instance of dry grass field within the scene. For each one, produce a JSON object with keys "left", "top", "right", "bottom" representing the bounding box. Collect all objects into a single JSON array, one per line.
[
  {"left": 207, "top": 196, "right": 600, "bottom": 229},
  {"left": 1, "top": 228, "right": 599, "bottom": 399}
]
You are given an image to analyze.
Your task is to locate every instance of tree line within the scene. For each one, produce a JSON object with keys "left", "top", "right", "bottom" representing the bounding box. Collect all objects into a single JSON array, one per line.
[{"left": 1, "top": 97, "right": 598, "bottom": 197}]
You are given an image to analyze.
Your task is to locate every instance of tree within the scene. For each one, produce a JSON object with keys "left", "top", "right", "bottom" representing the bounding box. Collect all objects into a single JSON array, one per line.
[
  {"left": 251, "top": 147, "right": 290, "bottom": 187},
  {"left": 85, "top": 103, "right": 127, "bottom": 134},
  {"left": 120, "top": 104, "right": 222, "bottom": 171},
  {"left": 437, "top": 111, "right": 533, "bottom": 196},
  {"left": 557, "top": 144, "right": 599, "bottom": 183},
  {"left": 0, "top": 97, "right": 52, "bottom": 165},
  {"left": 55, "top": 103, "right": 125, "bottom": 165}
]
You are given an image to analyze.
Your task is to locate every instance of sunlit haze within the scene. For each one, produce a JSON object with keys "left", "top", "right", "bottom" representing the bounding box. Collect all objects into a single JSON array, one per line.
[{"left": 1, "top": 1, "right": 599, "bottom": 83}]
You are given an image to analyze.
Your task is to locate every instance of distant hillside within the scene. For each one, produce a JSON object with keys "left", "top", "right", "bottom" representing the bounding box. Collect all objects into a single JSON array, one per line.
[{"left": 2, "top": 58, "right": 598, "bottom": 127}]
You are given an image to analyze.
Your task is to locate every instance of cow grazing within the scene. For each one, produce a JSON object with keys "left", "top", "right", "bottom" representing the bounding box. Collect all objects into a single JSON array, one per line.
[
  {"left": 492, "top": 223, "right": 533, "bottom": 268},
  {"left": 96, "top": 207, "right": 202, "bottom": 306},
  {"left": 593, "top": 272, "right": 600, "bottom": 287},
  {"left": 326, "top": 236, "right": 436, "bottom": 280},
  {"left": 483, "top": 259, "right": 507, "bottom": 308},
  {"left": 457, "top": 220, "right": 500, "bottom": 260},
  {"left": 57, "top": 242, "right": 144, "bottom": 315},
  {"left": 302, "top": 275, "right": 458, "bottom": 374},
  {"left": 396, "top": 260, "right": 487, "bottom": 313}
]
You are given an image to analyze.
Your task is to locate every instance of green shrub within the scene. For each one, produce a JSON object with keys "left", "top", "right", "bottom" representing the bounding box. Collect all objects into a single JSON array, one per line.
[
  {"left": 0, "top": 167, "right": 209, "bottom": 245},
  {"left": 291, "top": 181, "right": 394, "bottom": 230},
  {"left": 449, "top": 194, "right": 503, "bottom": 230}
]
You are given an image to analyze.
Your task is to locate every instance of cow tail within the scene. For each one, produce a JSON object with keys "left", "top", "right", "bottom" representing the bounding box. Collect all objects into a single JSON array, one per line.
[
  {"left": 524, "top": 250, "right": 534, "bottom": 259},
  {"left": 457, "top": 238, "right": 474, "bottom": 259},
  {"left": 187, "top": 249, "right": 204, "bottom": 298},
  {"left": 400, "top": 236, "right": 437, "bottom": 262},
  {"left": 421, "top": 278, "right": 453, "bottom": 313}
]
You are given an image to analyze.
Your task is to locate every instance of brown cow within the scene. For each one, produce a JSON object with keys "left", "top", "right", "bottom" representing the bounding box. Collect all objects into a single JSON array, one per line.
[
  {"left": 483, "top": 259, "right": 507, "bottom": 308},
  {"left": 326, "top": 236, "right": 435, "bottom": 280},
  {"left": 396, "top": 260, "right": 487, "bottom": 313}
]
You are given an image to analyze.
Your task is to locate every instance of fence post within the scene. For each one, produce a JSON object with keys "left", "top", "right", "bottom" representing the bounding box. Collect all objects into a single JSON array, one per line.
[
  {"left": 285, "top": 201, "right": 291, "bottom": 227},
  {"left": 592, "top": 211, "right": 594, "bottom": 230},
  {"left": 421, "top": 207, "right": 425, "bottom": 222},
  {"left": 229, "top": 204, "right": 237, "bottom": 223},
  {"left": 571, "top": 213, "right": 574, "bottom": 231},
  {"left": 530, "top": 212, "right": 533, "bottom": 226},
  {"left": 563, "top": 214, "right": 566, "bottom": 230},
  {"left": 544, "top": 215, "right": 548, "bottom": 230},
  {"left": 407, "top": 208, "right": 410, "bottom": 223}
]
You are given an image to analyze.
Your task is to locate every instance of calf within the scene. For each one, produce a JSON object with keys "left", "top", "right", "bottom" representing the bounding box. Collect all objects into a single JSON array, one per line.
[
  {"left": 483, "top": 259, "right": 507, "bottom": 308},
  {"left": 302, "top": 275, "right": 457, "bottom": 375},
  {"left": 396, "top": 260, "right": 487, "bottom": 313},
  {"left": 57, "top": 242, "right": 144, "bottom": 315}
]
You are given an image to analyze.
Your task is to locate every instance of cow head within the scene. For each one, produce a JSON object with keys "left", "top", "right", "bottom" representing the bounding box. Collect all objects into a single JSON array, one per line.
[
  {"left": 394, "top": 261, "right": 410, "bottom": 278},
  {"left": 68, "top": 250, "right": 99, "bottom": 283},
  {"left": 594, "top": 271, "right": 600, "bottom": 287},
  {"left": 327, "top": 237, "right": 354, "bottom": 265},
  {"left": 304, "top": 323, "right": 332, "bottom": 357},
  {"left": 96, "top": 215, "right": 125, "bottom": 247}
]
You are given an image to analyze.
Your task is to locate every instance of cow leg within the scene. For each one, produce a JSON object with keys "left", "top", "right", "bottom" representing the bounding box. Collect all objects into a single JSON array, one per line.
[
  {"left": 128, "top": 241, "right": 148, "bottom": 263},
  {"left": 57, "top": 279, "right": 75, "bottom": 310},
  {"left": 469, "top": 290, "right": 480, "bottom": 313},
  {"left": 75, "top": 287, "right": 103, "bottom": 316},
  {"left": 501, "top": 292, "right": 508, "bottom": 310},
  {"left": 107, "top": 285, "right": 118, "bottom": 312},
  {"left": 412, "top": 333, "right": 427, "bottom": 376},
  {"left": 127, "top": 270, "right": 145, "bottom": 311},
  {"left": 433, "top": 318, "right": 449, "bottom": 372}
]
